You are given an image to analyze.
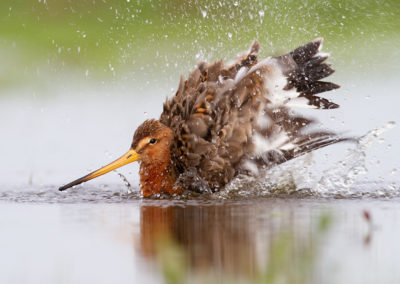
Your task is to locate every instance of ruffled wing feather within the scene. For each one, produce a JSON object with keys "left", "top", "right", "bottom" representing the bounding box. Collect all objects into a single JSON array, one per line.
[{"left": 160, "top": 38, "right": 349, "bottom": 191}]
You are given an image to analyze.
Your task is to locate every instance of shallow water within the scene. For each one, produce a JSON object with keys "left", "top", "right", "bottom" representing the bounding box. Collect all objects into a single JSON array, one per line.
[{"left": 1, "top": 190, "right": 400, "bottom": 284}]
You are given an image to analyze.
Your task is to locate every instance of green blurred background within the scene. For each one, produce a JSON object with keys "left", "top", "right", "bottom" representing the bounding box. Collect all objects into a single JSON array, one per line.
[{"left": 0, "top": 0, "right": 399, "bottom": 95}]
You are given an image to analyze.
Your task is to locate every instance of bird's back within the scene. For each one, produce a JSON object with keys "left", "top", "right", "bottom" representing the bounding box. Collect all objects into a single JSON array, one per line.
[{"left": 160, "top": 38, "right": 345, "bottom": 192}]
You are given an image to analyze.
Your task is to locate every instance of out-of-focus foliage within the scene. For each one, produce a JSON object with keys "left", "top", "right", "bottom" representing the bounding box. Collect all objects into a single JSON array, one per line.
[{"left": 0, "top": 0, "right": 399, "bottom": 92}]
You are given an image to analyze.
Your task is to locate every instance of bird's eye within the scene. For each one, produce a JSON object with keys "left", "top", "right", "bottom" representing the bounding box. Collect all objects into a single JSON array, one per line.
[{"left": 149, "top": 138, "right": 157, "bottom": 145}]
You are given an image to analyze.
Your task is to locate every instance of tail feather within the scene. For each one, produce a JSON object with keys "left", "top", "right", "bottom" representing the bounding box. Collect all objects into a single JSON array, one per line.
[
  {"left": 290, "top": 38, "right": 323, "bottom": 65},
  {"left": 274, "top": 37, "right": 340, "bottom": 109},
  {"left": 296, "top": 80, "right": 339, "bottom": 94},
  {"left": 243, "top": 132, "right": 355, "bottom": 175},
  {"left": 298, "top": 93, "right": 339, "bottom": 109}
]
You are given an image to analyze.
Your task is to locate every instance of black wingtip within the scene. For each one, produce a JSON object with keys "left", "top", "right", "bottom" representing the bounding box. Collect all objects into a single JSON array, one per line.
[{"left": 291, "top": 38, "right": 323, "bottom": 65}]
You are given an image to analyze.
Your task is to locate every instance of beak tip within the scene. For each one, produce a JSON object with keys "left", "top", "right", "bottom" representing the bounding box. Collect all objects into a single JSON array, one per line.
[
  {"left": 58, "top": 149, "right": 139, "bottom": 193},
  {"left": 59, "top": 183, "right": 74, "bottom": 191}
]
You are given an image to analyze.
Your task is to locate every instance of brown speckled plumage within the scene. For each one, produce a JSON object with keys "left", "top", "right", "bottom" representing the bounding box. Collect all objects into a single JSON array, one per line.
[
  {"left": 156, "top": 38, "right": 346, "bottom": 193},
  {"left": 59, "top": 38, "right": 351, "bottom": 197}
]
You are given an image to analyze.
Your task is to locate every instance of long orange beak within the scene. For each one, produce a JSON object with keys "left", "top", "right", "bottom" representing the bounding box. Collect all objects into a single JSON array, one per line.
[{"left": 59, "top": 148, "right": 140, "bottom": 191}]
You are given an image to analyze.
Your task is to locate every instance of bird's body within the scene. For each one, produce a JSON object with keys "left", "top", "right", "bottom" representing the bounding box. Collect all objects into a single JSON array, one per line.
[{"left": 60, "top": 38, "right": 348, "bottom": 197}]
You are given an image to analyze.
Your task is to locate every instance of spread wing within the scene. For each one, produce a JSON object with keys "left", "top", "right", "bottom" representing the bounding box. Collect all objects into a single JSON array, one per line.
[{"left": 160, "top": 38, "right": 348, "bottom": 192}]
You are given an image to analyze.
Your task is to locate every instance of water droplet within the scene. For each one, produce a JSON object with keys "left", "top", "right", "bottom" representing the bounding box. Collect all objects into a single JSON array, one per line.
[
  {"left": 201, "top": 10, "right": 207, "bottom": 18},
  {"left": 387, "top": 121, "right": 396, "bottom": 128},
  {"left": 228, "top": 32, "right": 232, "bottom": 39}
]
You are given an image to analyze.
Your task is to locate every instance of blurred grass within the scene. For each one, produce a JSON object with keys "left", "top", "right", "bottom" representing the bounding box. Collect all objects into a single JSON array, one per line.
[{"left": 0, "top": 0, "right": 399, "bottom": 93}]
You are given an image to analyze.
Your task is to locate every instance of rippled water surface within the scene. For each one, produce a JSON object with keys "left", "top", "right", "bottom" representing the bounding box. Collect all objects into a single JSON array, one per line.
[{"left": 1, "top": 188, "right": 400, "bottom": 284}]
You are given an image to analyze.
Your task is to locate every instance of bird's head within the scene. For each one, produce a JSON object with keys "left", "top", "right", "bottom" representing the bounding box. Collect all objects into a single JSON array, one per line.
[
  {"left": 131, "top": 119, "right": 174, "bottom": 164},
  {"left": 59, "top": 119, "right": 174, "bottom": 191}
]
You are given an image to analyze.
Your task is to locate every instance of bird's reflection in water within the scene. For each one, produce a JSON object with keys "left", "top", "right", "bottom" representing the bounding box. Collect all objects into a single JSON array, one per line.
[
  {"left": 135, "top": 201, "right": 333, "bottom": 283},
  {"left": 136, "top": 200, "right": 324, "bottom": 282},
  {"left": 139, "top": 203, "right": 260, "bottom": 277}
]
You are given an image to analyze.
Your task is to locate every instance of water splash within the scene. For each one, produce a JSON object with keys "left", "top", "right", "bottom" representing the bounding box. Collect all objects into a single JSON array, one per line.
[
  {"left": 315, "top": 121, "right": 396, "bottom": 197},
  {"left": 214, "top": 122, "right": 399, "bottom": 199},
  {"left": 218, "top": 154, "right": 317, "bottom": 199},
  {"left": 115, "top": 170, "right": 133, "bottom": 193}
]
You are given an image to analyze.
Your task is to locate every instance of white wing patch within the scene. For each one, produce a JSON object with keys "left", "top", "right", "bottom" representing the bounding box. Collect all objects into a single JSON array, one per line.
[
  {"left": 234, "top": 66, "right": 249, "bottom": 83},
  {"left": 262, "top": 59, "right": 299, "bottom": 106},
  {"left": 256, "top": 112, "right": 273, "bottom": 128},
  {"left": 253, "top": 131, "right": 293, "bottom": 155},
  {"left": 285, "top": 97, "right": 317, "bottom": 109},
  {"left": 246, "top": 57, "right": 311, "bottom": 108}
]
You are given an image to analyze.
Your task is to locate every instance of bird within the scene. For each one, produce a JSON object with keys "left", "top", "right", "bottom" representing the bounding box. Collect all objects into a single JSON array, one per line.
[{"left": 59, "top": 38, "right": 350, "bottom": 197}]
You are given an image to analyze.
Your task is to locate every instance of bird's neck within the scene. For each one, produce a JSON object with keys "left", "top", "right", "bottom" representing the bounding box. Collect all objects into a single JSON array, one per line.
[{"left": 139, "top": 160, "right": 179, "bottom": 197}]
